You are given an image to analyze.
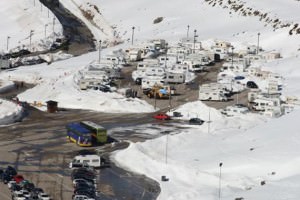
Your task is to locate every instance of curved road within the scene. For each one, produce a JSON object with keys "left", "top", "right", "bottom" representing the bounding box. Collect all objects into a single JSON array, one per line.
[{"left": 40, "top": 0, "right": 96, "bottom": 56}]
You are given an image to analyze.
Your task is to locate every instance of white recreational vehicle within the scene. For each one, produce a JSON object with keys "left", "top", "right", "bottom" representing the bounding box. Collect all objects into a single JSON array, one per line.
[
  {"left": 145, "top": 67, "right": 166, "bottom": 77},
  {"left": 252, "top": 97, "right": 281, "bottom": 111},
  {"left": 164, "top": 72, "right": 185, "bottom": 84},
  {"left": 141, "top": 78, "right": 164, "bottom": 89},
  {"left": 221, "top": 105, "right": 249, "bottom": 116},
  {"left": 198, "top": 83, "right": 229, "bottom": 101},
  {"left": 69, "top": 154, "right": 101, "bottom": 169}
]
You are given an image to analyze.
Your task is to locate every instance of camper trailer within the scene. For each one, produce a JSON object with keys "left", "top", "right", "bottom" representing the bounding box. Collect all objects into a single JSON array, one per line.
[
  {"left": 252, "top": 97, "right": 281, "bottom": 111},
  {"left": 145, "top": 67, "right": 166, "bottom": 77},
  {"left": 182, "top": 59, "right": 204, "bottom": 72},
  {"left": 220, "top": 62, "right": 245, "bottom": 73},
  {"left": 164, "top": 72, "right": 185, "bottom": 84},
  {"left": 142, "top": 78, "right": 164, "bottom": 89},
  {"left": 69, "top": 154, "right": 101, "bottom": 169},
  {"left": 125, "top": 48, "right": 142, "bottom": 61},
  {"left": 199, "top": 90, "right": 228, "bottom": 101},
  {"left": 221, "top": 105, "right": 249, "bottom": 116}
]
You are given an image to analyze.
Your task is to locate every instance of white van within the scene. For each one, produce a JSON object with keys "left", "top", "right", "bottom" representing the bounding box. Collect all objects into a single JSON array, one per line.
[{"left": 69, "top": 155, "right": 101, "bottom": 169}]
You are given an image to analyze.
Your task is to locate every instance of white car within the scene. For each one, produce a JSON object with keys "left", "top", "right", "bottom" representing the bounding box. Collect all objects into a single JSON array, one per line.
[
  {"left": 12, "top": 191, "right": 26, "bottom": 200},
  {"left": 73, "top": 195, "right": 95, "bottom": 200},
  {"left": 38, "top": 193, "right": 51, "bottom": 200},
  {"left": 20, "top": 190, "right": 30, "bottom": 198},
  {"left": 8, "top": 180, "right": 16, "bottom": 189}
]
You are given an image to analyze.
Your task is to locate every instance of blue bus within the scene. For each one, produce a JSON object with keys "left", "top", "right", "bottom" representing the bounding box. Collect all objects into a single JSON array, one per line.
[{"left": 66, "top": 123, "right": 92, "bottom": 147}]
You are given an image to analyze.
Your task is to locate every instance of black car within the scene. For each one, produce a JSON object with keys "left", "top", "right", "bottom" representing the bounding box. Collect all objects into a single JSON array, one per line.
[
  {"left": 189, "top": 118, "right": 205, "bottom": 125},
  {"left": 99, "top": 84, "right": 111, "bottom": 92},
  {"left": 246, "top": 81, "right": 258, "bottom": 89},
  {"left": 135, "top": 77, "right": 142, "bottom": 85},
  {"left": 2, "top": 173, "right": 12, "bottom": 184},
  {"left": 75, "top": 182, "right": 95, "bottom": 190},
  {"left": 10, "top": 184, "right": 22, "bottom": 192},
  {"left": 5, "top": 166, "right": 17, "bottom": 176}
]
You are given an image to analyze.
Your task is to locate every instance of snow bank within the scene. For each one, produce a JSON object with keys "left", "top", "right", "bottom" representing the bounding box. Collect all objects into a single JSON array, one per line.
[{"left": 0, "top": 99, "right": 23, "bottom": 125}]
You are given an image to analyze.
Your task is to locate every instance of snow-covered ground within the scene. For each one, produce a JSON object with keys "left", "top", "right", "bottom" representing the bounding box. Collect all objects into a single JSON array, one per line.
[
  {"left": 1, "top": 0, "right": 300, "bottom": 199},
  {"left": 0, "top": 98, "right": 23, "bottom": 125},
  {"left": 0, "top": 0, "right": 63, "bottom": 54}
]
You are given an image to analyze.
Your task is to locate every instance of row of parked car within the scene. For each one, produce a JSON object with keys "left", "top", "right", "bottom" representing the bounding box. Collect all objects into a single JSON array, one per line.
[
  {"left": 71, "top": 150, "right": 100, "bottom": 200},
  {"left": 0, "top": 166, "right": 51, "bottom": 200},
  {"left": 153, "top": 112, "right": 205, "bottom": 125}
]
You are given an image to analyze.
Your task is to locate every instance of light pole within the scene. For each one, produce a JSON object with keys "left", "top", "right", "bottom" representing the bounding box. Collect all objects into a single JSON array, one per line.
[
  {"left": 52, "top": 17, "right": 56, "bottom": 34},
  {"left": 218, "top": 162, "right": 223, "bottom": 200},
  {"left": 131, "top": 26, "right": 135, "bottom": 45},
  {"left": 29, "top": 30, "right": 34, "bottom": 51},
  {"left": 231, "top": 46, "right": 234, "bottom": 67},
  {"left": 164, "top": 43, "right": 168, "bottom": 69},
  {"left": 187, "top": 25, "right": 190, "bottom": 38},
  {"left": 193, "top": 29, "right": 197, "bottom": 53},
  {"left": 98, "top": 40, "right": 102, "bottom": 63},
  {"left": 6, "top": 36, "right": 10, "bottom": 51},
  {"left": 257, "top": 32, "right": 260, "bottom": 55},
  {"left": 44, "top": 24, "right": 48, "bottom": 40}
]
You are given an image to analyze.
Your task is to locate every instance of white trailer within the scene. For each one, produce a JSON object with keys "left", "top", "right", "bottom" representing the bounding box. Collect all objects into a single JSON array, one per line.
[
  {"left": 164, "top": 72, "right": 185, "bottom": 84},
  {"left": 145, "top": 67, "right": 166, "bottom": 77},
  {"left": 69, "top": 155, "right": 101, "bottom": 169},
  {"left": 252, "top": 97, "right": 281, "bottom": 111},
  {"left": 199, "top": 90, "right": 228, "bottom": 101},
  {"left": 141, "top": 78, "right": 164, "bottom": 89}
]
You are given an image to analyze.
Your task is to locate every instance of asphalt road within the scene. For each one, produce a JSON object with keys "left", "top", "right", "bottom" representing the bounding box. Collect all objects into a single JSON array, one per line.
[{"left": 0, "top": 104, "right": 162, "bottom": 200}]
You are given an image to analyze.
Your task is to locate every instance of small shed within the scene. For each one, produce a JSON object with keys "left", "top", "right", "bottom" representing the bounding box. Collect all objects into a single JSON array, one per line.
[{"left": 46, "top": 100, "right": 58, "bottom": 113}]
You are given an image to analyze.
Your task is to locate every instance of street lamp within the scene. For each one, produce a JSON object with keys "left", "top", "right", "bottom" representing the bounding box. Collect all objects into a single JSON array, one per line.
[
  {"left": 257, "top": 32, "right": 260, "bottom": 55},
  {"left": 131, "top": 26, "right": 135, "bottom": 45},
  {"left": 44, "top": 24, "right": 48, "bottom": 40},
  {"left": 193, "top": 29, "right": 198, "bottom": 53},
  {"left": 218, "top": 162, "right": 223, "bottom": 200},
  {"left": 6, "top": 36, "right": 10, "bottom": 51},
  {"left": 164, "top": 43, "right": 168, "bottom": 69},
  {"left": 231, "top": 46, "right": 234, "bottom": 67},
  {"left": 29, "top": 30, "right": 34, "bottom": 51},
  {"left": 52, "top": 17, "right": 56, "bottom": 34},
  {"left": 98, "top": 40, "right": 102, "bottom": 63},
  {"left": 187, "top": 25, "right": 190, "bottom": 38}
]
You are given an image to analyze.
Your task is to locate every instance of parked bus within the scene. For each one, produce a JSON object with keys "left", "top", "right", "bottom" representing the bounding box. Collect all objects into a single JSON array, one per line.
[
  {"left": 80, "top": 121, "right": 108, "bottom": 143},
  {"left": 66, "top": 123, "right": 93, "bottom": 147}
]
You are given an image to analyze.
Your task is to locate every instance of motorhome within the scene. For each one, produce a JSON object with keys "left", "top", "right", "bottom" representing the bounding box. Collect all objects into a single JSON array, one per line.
[
  {"left": 164, "top": 72, "right": 185, "bottom": 84},
  {"left": 69, "top": 154, "right": 101, "bottom": 169},
  {"left": 252, "top": 97, "right": 281, "bottom": 111},
  {"left": 141, "top": 78, "right": 164, "bottom": 89},
  {"left": 199, "top": 89, "right": 228, "bottom": 101},
  {"left": 125, "top": 48, "right": 142, "bottom": 61},
  {"left": 221, "top": 105, "right": 249, "bottom": 116},
  {"left": 158, "top": 54, "right": 179, "bottom": 66},
  {"left": 220, "top": 62, "right": 245, "bottom": 73},
  {"left": 145, "top": 67, "right": 166, "bottom": 77},
  {"left": 182, "top": 59, "right": 204, "bottom": 72}
]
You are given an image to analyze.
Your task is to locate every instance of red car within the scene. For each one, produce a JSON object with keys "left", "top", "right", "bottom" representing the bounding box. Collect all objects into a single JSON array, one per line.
[
  {"left": 153, "top": 113, "right": 171, "bottom": 120},
  {"left": 13, "top": 175, "right": 24, "bottom": 184}
]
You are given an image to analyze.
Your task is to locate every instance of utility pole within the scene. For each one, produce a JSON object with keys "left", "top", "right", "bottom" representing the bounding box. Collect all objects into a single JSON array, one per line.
[
  {"left": 131, "top": 26, "right": 135, "bottom": 45},
  {"left": 6, "top": 36, "right": 10, "bottom": 51},
  {"left": 168, "top": 86, "right": 172, "bottom": 113},
  {"left": 52, "top": 17, "right": 56, "bottom": 34},
  {"left": 44, "top": 24, "right": 48, "bottom": 40},
  {"left": 187, "top": 25, "right": 190, "bottom": 38},
  {"left": 164, "top": 43, "right": 168, "bottom": 68},
  {"left": 257, "top": 32, "right": 260, "bottom": 55},
  {"left": 219, "top": 162, "right": 223, "bottom": 200},
  {"left": 29, "top": 30, "right": 34, "bottom": 51},
  {"left": 231, "top": 46, "right": 234, "bottom": 67},
  {"left": 98, "top": 40, "right": 102, "bottom": 63},
  {"left": 193, "top": 29, "right": 197, "bottom": 53}
]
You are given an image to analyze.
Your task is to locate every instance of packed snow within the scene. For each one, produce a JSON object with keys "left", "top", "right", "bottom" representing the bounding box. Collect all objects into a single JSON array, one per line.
[
  {"left": 1, "top": 0, "right": 300, "bottom": 199},
  {"left": 0, "top": 98, "right": 23, "bottom": 125}
]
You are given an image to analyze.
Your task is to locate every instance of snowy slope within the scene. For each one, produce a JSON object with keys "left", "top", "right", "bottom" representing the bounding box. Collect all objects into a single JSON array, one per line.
[
  {"left": 0, "top": 99, "right": 23, "bottom": 125},
  {"left": 0, "top": 0, "right": 63, "bottom": 53}
]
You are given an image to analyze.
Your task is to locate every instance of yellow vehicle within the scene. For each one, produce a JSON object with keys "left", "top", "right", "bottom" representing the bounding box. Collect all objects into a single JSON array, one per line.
[{"left": 145, "top": 85, "right": 171, "bottom": 99}]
